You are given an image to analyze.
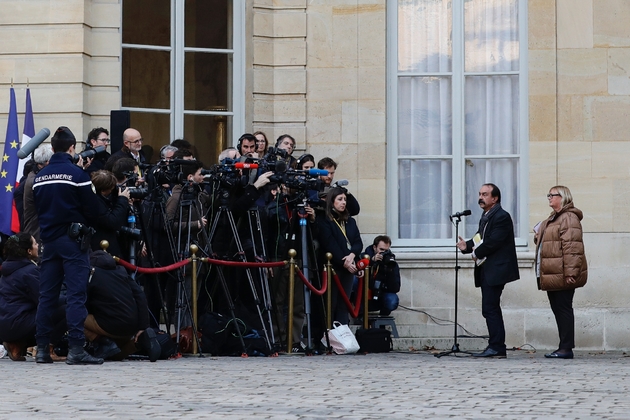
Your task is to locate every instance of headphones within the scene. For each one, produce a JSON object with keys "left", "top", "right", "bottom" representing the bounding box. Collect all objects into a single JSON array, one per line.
[
  {"left": 275, "top": 134, "right": 296, "bottom": 148},
  {"left": 237, "top": 133, "right": 257, "bottom": 155},
  {"left": 296, "top": 153, "right": 314, "bottom": 169}
]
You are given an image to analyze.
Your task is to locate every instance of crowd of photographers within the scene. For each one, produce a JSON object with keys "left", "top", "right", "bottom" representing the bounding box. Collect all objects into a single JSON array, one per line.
[{"left": 0, "top": 125, "right": 400, "bottom": 361}]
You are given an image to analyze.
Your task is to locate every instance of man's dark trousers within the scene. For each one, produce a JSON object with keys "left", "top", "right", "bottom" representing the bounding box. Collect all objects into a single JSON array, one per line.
[
  {"left": 480, "top": 268, "right": 506, "bottom": 353},
  {"left": 36, "top": 235, "right": 90, "bottom": 348}
]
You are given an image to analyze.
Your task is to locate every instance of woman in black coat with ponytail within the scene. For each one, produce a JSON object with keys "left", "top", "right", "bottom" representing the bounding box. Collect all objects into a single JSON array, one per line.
[{"left": 317, "top": 187, "right": 363, "bottom": 324}]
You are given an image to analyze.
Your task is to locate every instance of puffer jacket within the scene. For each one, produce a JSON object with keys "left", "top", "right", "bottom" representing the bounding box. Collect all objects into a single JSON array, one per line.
[
  {"left": 0, "top": 258, "right": 39, "bottom": 342},
  {"left": 535, "top": 203, "right": 587, "bottom": 291}
]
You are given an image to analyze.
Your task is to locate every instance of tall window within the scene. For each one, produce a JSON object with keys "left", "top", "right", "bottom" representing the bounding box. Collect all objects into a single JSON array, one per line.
[
  {"left": 121, "top": 0, "right": 244, "bottom": 164},
  {"left": 388, "top": 0, "right": 528, "bottom": 247}
]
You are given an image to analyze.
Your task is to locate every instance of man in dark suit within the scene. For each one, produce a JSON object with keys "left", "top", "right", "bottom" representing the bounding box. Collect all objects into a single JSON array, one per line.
[
  {"left": 457, "top": 183, "right": 519, "bottom": 358},
  {"left": 108, "top": 128, "right": 146, "bottom": 166}
]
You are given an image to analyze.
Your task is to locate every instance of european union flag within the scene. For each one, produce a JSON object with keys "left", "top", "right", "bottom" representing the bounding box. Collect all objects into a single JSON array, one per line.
[{"left": 0, "top": 88, "right": 20, "bottom": 236}]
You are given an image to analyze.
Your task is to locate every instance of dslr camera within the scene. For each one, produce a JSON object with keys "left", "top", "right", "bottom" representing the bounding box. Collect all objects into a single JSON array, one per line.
[{"left": 378, "top": 249, "right": 396, "bottom": 265}]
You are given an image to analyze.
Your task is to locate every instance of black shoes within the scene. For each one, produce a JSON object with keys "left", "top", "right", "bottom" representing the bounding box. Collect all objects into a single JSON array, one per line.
[
  {"left": 35, "top": 344, "right": 53, "bottom": 364},
  {"left": 137, "top": 329, "right": 161, "bottom": 362},
  {"left": 66, "top": 346, "right": 104, "bottom": 365},
  {"left": 3, "top": 341, "right": 26, "bottom": 362},
  {"left": 472, "top": 347, "right": 507, "bottom": 358},
  {"left": 93, "top": 337, "right": 121, "bottom": 360},
  {"left": 544, "top": 349, "right": 574, "bottom": 359}
]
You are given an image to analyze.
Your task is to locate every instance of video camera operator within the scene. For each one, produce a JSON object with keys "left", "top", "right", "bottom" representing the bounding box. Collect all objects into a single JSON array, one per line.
[
  {"left": 166, "top": 160, "right": 211, "bottom": 240},
  {"left": 363, "top": 235, "right": 400, "bottom": 316}
]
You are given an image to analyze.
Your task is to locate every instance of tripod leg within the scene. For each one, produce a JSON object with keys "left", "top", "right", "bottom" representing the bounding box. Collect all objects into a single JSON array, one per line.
[
  {"left": 248, "top": 209, "right": 277, "bottom": 347},
  {"left": 198, "top": 206, "right": 248, "bottom": 356},
  {"left": 227, "top": 211, "right": 273, "bottom": 351}
]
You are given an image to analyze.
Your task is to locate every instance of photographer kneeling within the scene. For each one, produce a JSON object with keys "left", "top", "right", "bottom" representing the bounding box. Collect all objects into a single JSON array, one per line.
[
  {"left": 84, "top": 251, "right": 160, "bottom": 361},
  {"left": 363, "top": 235, "right": 400, "bottom": 316}
]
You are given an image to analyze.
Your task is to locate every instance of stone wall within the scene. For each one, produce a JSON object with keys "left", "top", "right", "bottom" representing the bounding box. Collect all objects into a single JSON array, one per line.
[{"left": 0, "top": 0, "right": 120, "bottom": 142}]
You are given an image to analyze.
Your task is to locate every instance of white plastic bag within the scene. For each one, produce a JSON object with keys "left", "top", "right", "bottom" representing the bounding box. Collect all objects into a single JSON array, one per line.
[{"left": 321, "top": 321, "right": 360, "bottom": 354}]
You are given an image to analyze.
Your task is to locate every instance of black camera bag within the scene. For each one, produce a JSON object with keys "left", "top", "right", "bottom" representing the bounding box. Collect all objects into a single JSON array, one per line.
[{"left": 355, "top": 328, "right": 393, "bottom": 353}]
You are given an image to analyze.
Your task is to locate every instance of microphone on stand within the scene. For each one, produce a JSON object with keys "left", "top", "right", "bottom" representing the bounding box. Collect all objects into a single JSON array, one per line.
[{"left": 450, "top": 210, "right": 471, "bottom": 220}]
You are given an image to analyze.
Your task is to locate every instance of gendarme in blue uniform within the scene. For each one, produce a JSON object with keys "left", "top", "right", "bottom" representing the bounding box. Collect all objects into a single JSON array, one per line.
[
  {"left": 33, "top": 152, "right": 97, "bottom": 242},
  {"left": 33, "top": 151, "right": 100, "bottom": 349}
]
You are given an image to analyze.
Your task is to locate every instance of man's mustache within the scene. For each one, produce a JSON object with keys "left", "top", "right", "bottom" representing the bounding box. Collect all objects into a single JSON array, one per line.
[{"left": 478, "top": 199, "right": 485, "bottom": 205}]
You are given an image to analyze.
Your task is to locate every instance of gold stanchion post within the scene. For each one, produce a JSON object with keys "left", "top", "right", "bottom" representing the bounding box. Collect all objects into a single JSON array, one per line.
[
  {"left": 190, "top": 244, "right": 199, "bottom": 355},
  {"left": 287, "top": 249, "right": 297, "bottom": 354},
  {"left": 325, "top": 253, "right": 333, "bottom": 330},
  {"left": 362, "top": 254, "right": 371, "bottom": 330},
  {"left": 99, "top": 240, "right": 110, "bottom": 252}
]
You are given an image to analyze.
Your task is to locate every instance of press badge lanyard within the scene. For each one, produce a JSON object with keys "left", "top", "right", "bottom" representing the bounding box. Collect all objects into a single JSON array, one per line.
[{"left": 333, "top": 219, "right": 351, "bottom": 250}]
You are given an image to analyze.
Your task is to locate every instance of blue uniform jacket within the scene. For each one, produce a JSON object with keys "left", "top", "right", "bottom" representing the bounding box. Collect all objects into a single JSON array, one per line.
[{"left": 32, "top": 152, "right": 100, "bottom": 242}]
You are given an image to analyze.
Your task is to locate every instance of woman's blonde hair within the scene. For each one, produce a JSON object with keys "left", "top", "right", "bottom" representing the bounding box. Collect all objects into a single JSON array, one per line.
[{"left": 550, "top": 185, "right": 573, "bottom": 208}]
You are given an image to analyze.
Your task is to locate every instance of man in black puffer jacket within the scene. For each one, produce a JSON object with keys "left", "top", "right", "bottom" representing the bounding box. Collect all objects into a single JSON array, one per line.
[{"left": 84, "top": 250, "right": 160, "bottom": 362}]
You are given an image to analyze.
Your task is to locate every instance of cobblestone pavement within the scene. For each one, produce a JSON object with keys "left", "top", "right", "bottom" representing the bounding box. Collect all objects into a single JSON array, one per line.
[{"left": 1, "top": 349, "right": 629, "bottom": 419}]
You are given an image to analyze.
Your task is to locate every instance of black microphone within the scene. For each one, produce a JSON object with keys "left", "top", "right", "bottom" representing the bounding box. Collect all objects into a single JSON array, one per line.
[
  {"left": 17, "top": 128, "right": 51, "bottom": 159},
  {"left": 450, "top": 210, "right": 472, "bottom": 218}
]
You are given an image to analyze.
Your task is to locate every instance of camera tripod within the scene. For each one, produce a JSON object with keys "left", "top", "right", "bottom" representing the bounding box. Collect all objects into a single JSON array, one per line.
[
  {"left": 267, "top": 191, "right": 325, "bottom": 354},
  {"left": 135, "top": 186, "right": 177, "bottom": 331},
  {"left": 204, "top": 187, "right": 275, "bottom": 352}
]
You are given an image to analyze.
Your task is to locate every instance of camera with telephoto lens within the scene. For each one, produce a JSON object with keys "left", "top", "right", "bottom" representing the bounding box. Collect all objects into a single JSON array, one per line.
[
  {"left": 119, "top": 171, "right": 150, "bottom": 200},
  {"left": 73, "top": 145, "right": 106, "bottom": 164}
]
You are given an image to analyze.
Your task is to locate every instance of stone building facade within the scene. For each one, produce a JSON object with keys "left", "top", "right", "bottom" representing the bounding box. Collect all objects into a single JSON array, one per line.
[{"left": 1, "top": 0, "right": 629, "bottom": 350}]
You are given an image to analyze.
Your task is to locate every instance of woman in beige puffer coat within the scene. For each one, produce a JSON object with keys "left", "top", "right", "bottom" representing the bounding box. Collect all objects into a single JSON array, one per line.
[{"left": 534, "top": 185, "right": 587, "bottom": 360}]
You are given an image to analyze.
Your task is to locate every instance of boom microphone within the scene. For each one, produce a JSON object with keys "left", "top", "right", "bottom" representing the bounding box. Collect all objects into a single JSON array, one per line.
[
  {"left": 17, "top": 128, "right": 50, "bottom": 159},
  {"left": 234, "top": 162, "right": 259, "bottom": 169},
  {"left": 332, "top": 179, "right": 349, "bottom": 187},
  {"left": 450, "top": 210, "right": 472, "bottom": 218}
]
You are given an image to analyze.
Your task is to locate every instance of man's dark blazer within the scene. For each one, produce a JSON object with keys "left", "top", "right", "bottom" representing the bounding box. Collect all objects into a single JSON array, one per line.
[{"left": 462, "top": 205, "right": 520, "bottom": 288}]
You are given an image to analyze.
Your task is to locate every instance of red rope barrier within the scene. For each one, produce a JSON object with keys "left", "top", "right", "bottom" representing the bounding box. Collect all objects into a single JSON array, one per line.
[
  {"left": 295, "top": 267, "right": 327, "bottom": 296},
  {"left": 116, "top": 258, "right": 190, "bottom": 274},
  {"left": 331, "top": 269, "right": 363, "bottom": 318},
  {"left": 202, "top": 257, "right": 286, "bottom": 268}
]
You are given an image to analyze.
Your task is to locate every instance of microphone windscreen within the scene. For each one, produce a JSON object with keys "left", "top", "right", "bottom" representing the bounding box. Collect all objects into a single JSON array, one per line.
[
  {"left": 17, "top": 127, "right": 50, "bottom": 159},
  {"left": 235, "top": 162, "right": 259, "bottom": 169},
  {"left": 306, "top": 168, "right": 328, "bottom": 176},
  {"left": 356, "top": 258, "right": 370, "bottom": 270}
]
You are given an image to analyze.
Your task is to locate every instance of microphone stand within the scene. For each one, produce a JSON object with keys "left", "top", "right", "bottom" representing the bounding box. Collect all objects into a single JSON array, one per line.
[{"left": 435, "top": 214, "right": 473, "bottom": 358}]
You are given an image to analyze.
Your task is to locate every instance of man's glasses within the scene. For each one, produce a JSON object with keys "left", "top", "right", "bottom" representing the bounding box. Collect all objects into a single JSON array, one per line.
[
  {"left": 547, "top": 193, "right": 561, "bottom": 198},
  {"left": 128, "top": 138, "right": 143, "bottom": 144},
  {"left": 97, "top": 138, "right": 111, "bottom": 144}
]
